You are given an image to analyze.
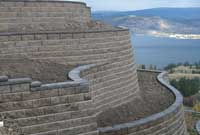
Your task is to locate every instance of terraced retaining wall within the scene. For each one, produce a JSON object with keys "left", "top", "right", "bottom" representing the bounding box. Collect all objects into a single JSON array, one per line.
[
  {"left": 0, "top": 29, "right": 141, "bottom": 114},
  {"left": 98, "top": 71, "right": 187, "bottom": 135},
  {"left": 0, "top": 1, "right": 187, "bottom": 135},
  {"left": 0, "top": 0, "right": 91, "bottom": 33},
  {"left": 0, "top": 66, "right": 187, "bottom": 135},
  {"left": 80, "top": 63, "right": 139, "bottom": 114},
  {"left": 0, "top": 30, "right": 132, "bottom": 66},
  {"left": 0, "top": 0, "right": 141, "bottom": 116},
  {"left": 0, "top": 64, "right": 98, "bottom": 135}
]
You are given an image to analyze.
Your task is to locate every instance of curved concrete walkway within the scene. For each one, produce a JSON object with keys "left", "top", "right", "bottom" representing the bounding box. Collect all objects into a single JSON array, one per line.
[{"left": 196, "top": 120, "right": 200, "bottom": 135}]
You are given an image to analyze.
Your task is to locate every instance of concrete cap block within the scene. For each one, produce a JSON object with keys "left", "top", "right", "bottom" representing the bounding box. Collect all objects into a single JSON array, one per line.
[
  {"left": 0, "top": 121, "right": 3, "bottom": 127},
  {"left": 0, "top": 76, "right": 8, "bottom": 82},
  {"left": 31, "top": 81, "right": 42, "bottom": 88}
]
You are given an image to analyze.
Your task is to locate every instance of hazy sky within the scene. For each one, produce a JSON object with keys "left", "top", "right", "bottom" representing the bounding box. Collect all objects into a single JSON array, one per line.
[{"left": 70, "top": 0, "right": 200, "bottom": 11}]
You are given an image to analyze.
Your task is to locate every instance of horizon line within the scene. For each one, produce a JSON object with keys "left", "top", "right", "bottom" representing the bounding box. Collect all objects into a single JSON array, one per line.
[{"left": 91, "top": 6, "right": 200, "bottom": 12}]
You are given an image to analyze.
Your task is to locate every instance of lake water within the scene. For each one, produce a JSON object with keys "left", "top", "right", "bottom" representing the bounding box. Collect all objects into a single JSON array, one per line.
[{"left": 131, "top": 35, "right": 200, "bottom": 69}]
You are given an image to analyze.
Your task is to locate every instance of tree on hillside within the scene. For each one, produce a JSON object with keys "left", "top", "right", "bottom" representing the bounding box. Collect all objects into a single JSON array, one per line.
[
  {"left": 170, "top": 77, "right": 200, "bottom": 97},
  {"left": 141, "top": 64, "right": 146, "bottom": 69}
]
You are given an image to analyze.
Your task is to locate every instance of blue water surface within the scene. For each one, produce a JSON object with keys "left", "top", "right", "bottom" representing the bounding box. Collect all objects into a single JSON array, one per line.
[{"left": 131, "top": 35, "right": 200, "bottom": 69}]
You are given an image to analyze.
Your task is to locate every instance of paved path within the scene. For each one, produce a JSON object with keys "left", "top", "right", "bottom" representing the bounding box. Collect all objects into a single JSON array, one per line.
[{"left": 196, "top": 121, "right": 200, "bottom": 135}]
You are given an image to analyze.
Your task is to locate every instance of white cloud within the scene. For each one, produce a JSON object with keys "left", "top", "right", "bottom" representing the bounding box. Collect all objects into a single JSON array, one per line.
[{"left": 82, "top": 0, "right": 200, "bottom": 11}]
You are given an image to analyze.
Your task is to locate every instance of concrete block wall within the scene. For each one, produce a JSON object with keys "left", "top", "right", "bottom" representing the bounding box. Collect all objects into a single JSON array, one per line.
[
  {"left": 80, "top": 62, "right": 140, "bottom": 115},
  {"left": 0, "top": 64, "right": 99, "bottom": 135},
  {"left": 98, "top": 71, "right": 187, "bottom": 135},
  {"left": 2, "top": 29, "right": 140, "bottom": 113},
  {"left": 0, "top": 66, "right": 187, "bottom": 135},
  {"left": 0, "top": 30, "right": 133, "bottom": 66},
  {"left": 0, "top": 1, "right": 187, "bottom": 135},
  {"left": 0, "top": 30, "right": 141, "bottom": 108},
  {"left": 0, "top": 0, "right": 91, "bottom": 33},
  {"left": 0, "top": 1, "right": 141, "bottom": 133}
]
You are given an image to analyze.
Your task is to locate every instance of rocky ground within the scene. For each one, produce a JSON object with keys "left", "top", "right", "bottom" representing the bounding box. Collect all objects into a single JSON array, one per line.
[{"left": 0, "top": 59, "right": 72, "bottom": 83}]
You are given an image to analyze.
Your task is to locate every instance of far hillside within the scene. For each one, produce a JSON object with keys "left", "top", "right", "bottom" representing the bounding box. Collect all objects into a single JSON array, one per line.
[{"left": 92, "top": 8, "right": 200, "bottom": 35}]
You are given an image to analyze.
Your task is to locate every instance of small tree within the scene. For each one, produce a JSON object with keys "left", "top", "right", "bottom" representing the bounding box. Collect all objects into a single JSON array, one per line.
[
  {"left": 183, "top": 61, "right": 190, "bottom": 66},
  {"left": 149, "top": 64, "right": 154, "bottom": 70},
  {"left": 141, "top": 64, "right": 146, "bottom": 69},
  {"left": 193, "top": 102, "right": 200, "bottom": 112},
  {"left": 164, "top": 64, "right": 175, "bottom": 70}
]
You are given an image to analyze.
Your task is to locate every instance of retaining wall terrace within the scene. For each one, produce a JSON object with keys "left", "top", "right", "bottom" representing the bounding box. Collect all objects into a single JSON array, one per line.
[
  {"left": 0, "top": 66, "right": 187, "bottom": 135},
  {"left": 0, "top": 0, "right": 91, "bottom": 33},
  {"left": 80, "top": 63, "right": 140, "bottom": 115},
  {"left": 0, "top": 0, "right": 140, "bottom": 114},
  {"left": 0, "top": 30, "right": 132, "bottom": 66},
  {"left": 0, "top": 30, "right": 139, "bottom": 106},
  {"left": 0, "top": 1, "right": 187, "bottom": 135},
  {"left": 0, "top": 29, "right": 141, "bottom": 112},
  {"left": 0, "top": 64, "right": 98, "bottom": 135},
  {"left": 0, "top": 59, "right": 74, "bottom": 83},
  {"left": 98, "top": 71, "right": 187, "bottom": 135},
  {"left": 94, "top": 70, "right": 174, "bottom": 127}
]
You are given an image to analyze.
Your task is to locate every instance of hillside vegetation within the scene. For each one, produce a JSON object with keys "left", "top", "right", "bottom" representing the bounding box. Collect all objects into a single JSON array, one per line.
[
  {"left": 164, "top": 62, "right": 200, "bottom": 97},
  {"left": 92, "top": 8, "right": 200, "bottom": 38}
]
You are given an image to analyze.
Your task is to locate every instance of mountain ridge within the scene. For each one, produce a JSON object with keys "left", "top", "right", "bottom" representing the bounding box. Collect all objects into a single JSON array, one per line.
[
  {"left": 92, "top": 7, "right": 200, "bottom": 36},
  {"left": 93, "top": 7, "right": 200, "bottom": 19}
]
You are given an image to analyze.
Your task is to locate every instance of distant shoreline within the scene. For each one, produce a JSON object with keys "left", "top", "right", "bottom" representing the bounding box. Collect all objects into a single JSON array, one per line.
[{"left": 147, "top": 31, "right": 200, "bottom": 40}]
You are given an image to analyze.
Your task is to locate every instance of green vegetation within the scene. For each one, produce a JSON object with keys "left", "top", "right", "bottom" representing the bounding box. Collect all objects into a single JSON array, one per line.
[
  {"left": 138, "top": 64, "right": 157, "bottom": 70},
  {"left": 185, "top": 112, "right": 200, "bottom": 135},
  {"left": 138, "top": 62, "right": 200, "bottom": 134},
  {"left": 165, "top": 61, "right": 200, "bottom": 108},
  {"left": 193, "top": 102, "right": 200, "bottom": 112},
  {"left": 138, "top": 62, "right": 200, "bottom": 106},
  {"left": 164, "top": 61, "right": 200, "bottom": 73},
  {"left": 170, "top": 77, "right": 200, "bottom": 97}
]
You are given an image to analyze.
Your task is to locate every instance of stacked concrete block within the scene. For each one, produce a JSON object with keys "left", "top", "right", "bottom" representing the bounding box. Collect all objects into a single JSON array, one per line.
[
  {"left": 0, "top": 65, "right": 98, "bottom": 135},
  {"left": 0, "top": 0, "right": 91, "bottom": 33},
  {"left": 0, "top": 28, "right": 141, "bottom": 114},
  {"left": 81, "top": 62, "right": 139, "bottom": 114},
  {"left": 0, "top": 0, "right": 187, "bottom": 135},
  {"left": 98, "top": 71, "right": 187, "bottom": 135}
]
